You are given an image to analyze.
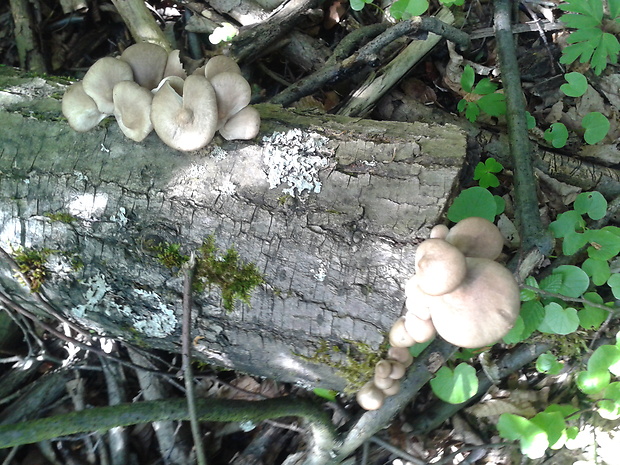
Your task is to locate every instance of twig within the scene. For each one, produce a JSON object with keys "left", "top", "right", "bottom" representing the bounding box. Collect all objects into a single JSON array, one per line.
[
  {"left": 368, "top": 436, "right": 425, "bottom": 465},
  {"left": 110, "top": 0, "right": 171, "bottom": 51},
  {"left": 521, "top": 284, "right": 619, "bottom": 314},
  {"left": 182, "top": 253, "right": 208, "bottom": 465},
  {"left": 493, "top": 0, "right": 553, "bottom": 254}
]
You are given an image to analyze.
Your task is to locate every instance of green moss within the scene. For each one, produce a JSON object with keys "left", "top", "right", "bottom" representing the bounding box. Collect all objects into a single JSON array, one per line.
[
  {"left": 298, "top": 339, "right": 388, "bottom": 394},
  {"left": 44, "top": 212, "right": 77, "bottom": 224},
  {"left": 194, "top": 236, "right": 264, "bottom": 312},
  {"left": 13, "top": 247, "right": 52, "bottom": 292},
  {"left": 154, "top": 242, "right": 189, "bottom": 269}
]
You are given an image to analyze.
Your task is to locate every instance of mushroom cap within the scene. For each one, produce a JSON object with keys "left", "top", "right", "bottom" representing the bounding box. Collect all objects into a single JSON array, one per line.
[
  {"left": 120, "top": 42, "right": 168, "bottom": 90},
  {"left": 113, "top": 81, "right": 153, "bottom": 142},
  {"left": 356, "top": 381, "right": 385, "bottom": 411},
  {"left": 446, "top": 217, "right": 505, "bottom": 260},
  {"left": 163, "top": 50, "right": 187, "bottom": 79},
  {"left": 404, "top": 275, "right": 433, "bottom": 320},
  {"left": 82, "top": 57, "right": 134, "bottom": 114},
  {"left": 382, "top": 380, "right": 400, "bottom": 396},
  {"left": 415, "top": 238, "right": 467, "bottom": 296},
  {"left": 387, "top": 347, "right": 413, "bottom": 367},
  {"left": 62, "top": 82, "right": 106, "bottom": 132},
  {"left": 387, "top": 361, "right": 406, "bottom": 379},
  {"left": 374, "top": 372, "right": 395, "bottom": 390},
  {"left": 430, "top": 224, "right": 449, "bottom": 239},
  {"left": 204, "top": 55, "right": 241, "bottom": 80},
  {"left": 218, "top": 106, "right": 261, "bottom": 141},
  {"left": 430, "top": 257, "right": 521, "bottom": 348},
  {"left": 389, "top": 317, "right": 416, "bottom": 348},
  {"left": 403, "top": 312, "right": 436, "bottom": 344},
  {"left": 375, "top": 360, "right": 392, "bottom": 379},
  {"left": 208, "top": 71, "right": 252, "bottom": 126},
  {"left": 150, "top": 74, "right": 218, "bottom": 151}
]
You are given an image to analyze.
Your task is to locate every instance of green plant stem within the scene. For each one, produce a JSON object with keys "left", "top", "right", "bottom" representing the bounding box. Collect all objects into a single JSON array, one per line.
[
  {"left": 493, "top": 0, "right": 552, "bottom": 254},
  {"left": 521, "top": 284, "right": 619, "bottom": 314},
  {"left": 0, "top": 397, "right": 336, "bottom": 452}
]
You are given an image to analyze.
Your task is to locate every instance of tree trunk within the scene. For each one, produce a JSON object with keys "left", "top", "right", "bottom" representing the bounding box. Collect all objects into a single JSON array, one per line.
[{"left": 0, "top": 68, "right": 466, "bottom": 390}]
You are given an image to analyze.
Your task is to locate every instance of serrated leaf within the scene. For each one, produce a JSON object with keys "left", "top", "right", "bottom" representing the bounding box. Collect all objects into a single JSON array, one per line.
[
  {"left": 582, "top": 112, "right": 610, "bottom": 143},
  {"left": 478, "top": 92, "right": 507, "bottom": 117},
  {"left": 430, "top": 364, "right": 478, "bottom": 404},
  {"left": 464, "top": 101, "right": 480, "bottom": 122},
  {"left": 560, "top": 72, "right": 588, "bottom": 97},
  {"left": 473, "top": 78, "right": 498, "bottom": 95}
]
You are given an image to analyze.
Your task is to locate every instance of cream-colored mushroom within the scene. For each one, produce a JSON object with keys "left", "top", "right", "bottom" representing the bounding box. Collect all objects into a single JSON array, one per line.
[
  {"left": 204, "top": 55, "right": 241, "bottom": 80},
  {"left": 120, "top": 42, "right": 168, "bottom": 90},
  {"left": 62, "top": 82, "right": 106, "bottom": 132},
  {"left": 382, "top": 380, "right": 400, "bottom": 396},
  {"left": 218, "top": 106, "right": 261, "bottom": 141},
  {"left": 209, "top": 71, "right": 252, "bottom": 128},
  {"left": 356, "top": 381, "right": 385, "bottom": 410},
  {"left": 403, "top": 312, "right": 436, "bottom": 344},
  {"left": 113, "top": 81, "right": 153, "bottom": 142},
  {"left": 445, "top": 216, "right": 505, "bottom": 260},
  {"left": 82, "top": 57, "right": 134, "bottom": 114},
  {"left": 415, "top": 238, "right": 467, "bottom": 296},
  {"left": 387, "top": 347, "right": 413, "bottom": 367},
  {"left": 389, "top": 317, "right": 416, "bottom": 348}
]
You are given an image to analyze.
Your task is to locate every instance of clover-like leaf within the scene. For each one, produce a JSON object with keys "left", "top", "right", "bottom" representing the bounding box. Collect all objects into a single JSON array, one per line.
[
  {"left": 478, "top": 92, "right": 507, "bottom": 117},
  {"left": 389, "top": 0, "right": 429, "bottom": 19},
  {"left": 538, "top": 302, "right": 580, "bottom": 335},
  {"left": 608, "top": 273, "right": 620, "bottom": 299},
  {"left": 498, "top": 414, "right": 549, "bottom": 459},
  {"left": 551, "top": 265, "right": 590, "bottom": 298},
  {"left": 582, "top": 112, "right": 610, "bottom": 144},
  {"left": 473, "top": 158, "right": 503, "bottom": 188},
  {"left": 430, "top": 363, "right": 478, "bottom": 404},
  {"left": 544, "top": 123, "right": 569, "bottom": 148},
  {"left": 574, "top": 191, "right": 607, "bottom": 219},
  {"left": 560, "top": 72, "right": 588, "bottom": 97},
  {"left": 576, "top": 369, "right": 610, "bottom": 394}
]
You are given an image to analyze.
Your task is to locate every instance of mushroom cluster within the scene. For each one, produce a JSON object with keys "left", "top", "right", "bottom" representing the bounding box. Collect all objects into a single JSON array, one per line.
[
  {"left": 356, "top": 217, "right": 521, "bottom": 410},
  {"left": 61, "top": 44, "right": 260, "bottom": 151}
]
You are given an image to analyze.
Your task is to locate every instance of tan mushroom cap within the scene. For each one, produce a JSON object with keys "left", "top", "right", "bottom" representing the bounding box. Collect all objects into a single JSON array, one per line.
[
  {"left": 82, "top": 57, "right": 134, "bottom": 114},
  {"left": 120, "top": 42, "right": 168, "bottom": 90},
  {"left": 113, "top": 81, "right": 153, "bottom": 142},
  {"left": 430, "top": 224, "right": 449, "bottom": 239},
  {"left": 429, "top": 257, "right": 521, "bottom": 348},
  {"left": 209, "top": 72, "right": 252, "bottom": 126},
  {"left": 403, "top": 312, "right": 436, "bottom": 344},
  {"left": 204, "top": 55, "right": 241, "bottom": 80},
  {"left": 415, "top": 238, "right": 467, "bottom": 296},
  {"left": 404, "top": 275, "right": 433, "bottom": 320},
  {"left": 219, "top": 106, "right": 261, "bottom": 141},
  {"left": 151, "top": 74, "right": 218, "bottom": 151},
  {"left": 446, "top": 217, "right": 505, "bottom": 260},
  {"left": 357, "top": 381, "right": 385, "bottom": 410},
  {"left": 163, "top": 50, "right": 187, "bottom": 79},
  {"left": 389, "top": 317, "right": 416, "bottom": 348},
  {"left": 62, "top": 82, "right": 106, "bottom": 132},
  {"left": 387, "top": 347, "right": 413, "bottom": 367}
]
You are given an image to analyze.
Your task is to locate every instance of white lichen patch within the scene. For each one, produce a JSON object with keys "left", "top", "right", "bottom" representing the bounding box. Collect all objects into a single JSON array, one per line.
[
  {"left": 71, "top": 274, "right": 109, "bottom": 318},
  {"left": 110, "top": 206, "right": 128, "bottom": 227},
  {"left": 312, "top": 259, "right": 328, "bottom": 282},
  {"left": 127, "top": 289, "right": 177, "bottom": 338},
  {"left": 262, "top": 129, "right": 331, "bottom": 197},
  {"left": 210, "top": 145, "right": 228, "bottom": 161},
  {"left": 67, "top": 192, "right": 109, "bottom": 222},
  {"left": 214, "top": 178, "right": 237, "bottom": 196}
]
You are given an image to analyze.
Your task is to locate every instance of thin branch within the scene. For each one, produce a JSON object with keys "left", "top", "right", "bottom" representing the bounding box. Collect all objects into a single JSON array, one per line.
[
  {"left": 521, "top": 284, "right": 619, "bottom": 314},
  {"left": 182, "top": 253, "right": 208, "bottom": 465}
]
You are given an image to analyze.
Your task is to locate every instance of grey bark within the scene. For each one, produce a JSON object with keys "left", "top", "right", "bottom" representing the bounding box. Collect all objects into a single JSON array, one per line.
[{"left": 0, "top": 69, "right": 465, "bottom": 390}]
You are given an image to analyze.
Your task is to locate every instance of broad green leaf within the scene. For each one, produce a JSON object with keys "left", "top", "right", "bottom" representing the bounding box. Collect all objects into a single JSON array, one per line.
[
  {"left": 447, "top": 187, "right": 497, "bottom": 223},
  {"left": 538, "top": 302, "right": 580, "bottom": 335},
  {"left": 578, "top": 292, "right": 608, "bottom": 329},
  {"left": 526, "top": 111, "right": 536, "bottom": 129},
  {"left": 497, "top": 414, "right": 549, "bottom": 459},
  {"left": 461, "top": 65, "right": 475, "bottom": 93},
  {"left": 521, "top": 300, "right": 545, "bottom": 337},
  {"left": 598, "top": 383, "right": 620, "bottom": 420},
  {"left": 574, "top": 191, "right": 607, "bottom": 219},
  {"left": 551, "top": 265, "right": 590, "bottom": 298},
  {"left": 559, "top": 0, "right": 603, "bottom": 20},
  {"left": 560, "top": 72, "right": 588, "bottom": 97},
  {"left": 478, "top": 92, "right": 507, "bottom": 117},
  {"left": 531, "top": 411, "right": 567, "bottom": 449},
  {"left": 503, "top": 315, "right": 526, "bottom": 344},
  {"left": 607, "top": 273, "right": 620, "bottom": 299},
  {"left": 313, "top": 388, "right": 338, "bottom": 401},
  {"left": 576, "top": 369, "right": 610, "bottom": 394},
  {"left": 561, "top": 13, "right": 603, "bottom": 28},
  {"left": 582, "top": 112, "right": 610, "bottom": 144},
  {"left": 520, "top": 276, "right": 540, "bottom": 302},
  {"left": 536, "top": 353, "right": 563, "bottom": 375},
  {"left": 493, "top": 195, "right": 505, "bottom": 215},
  {"left": 610, "top": 0, "right": 620, "bottom": 19},
  {"left": 473, "top": 78, "right": 498, "bottom": 95},
  {"left": 389, "top": 0, "right": 429, "bottom": 19},
  {"left": 540, "top": 274, "right": 563, "bottom": 294},
  {"left": 430, "top": 363, "right": 478, "bottom": 404},
  {"left": 409, "top": 339, "right": 431, "bottom": 357},
  {"left": 544, "top": 122, "right": 569, "bottom": 148},
  {"left": 464, "top": 101, "right": 480, "bottom": 122},
  {"left": 562, "top": 230, "right": 588, "bottom": 255},
  {"left": 585, "top": 230, "right": 620, "bottom": 260},
  {"left": 350, "top": 0, "right": 369, "bottom": 11},
  {"left": 549, "top": 210, "right": 586, "bottom": 238},
  {"left": 588, "top": 344, "right": 620, "bottom": 374}
]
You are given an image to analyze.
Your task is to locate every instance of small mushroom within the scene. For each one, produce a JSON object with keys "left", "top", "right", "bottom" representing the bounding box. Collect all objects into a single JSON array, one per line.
[
  {"left": 375, "top": 360, "right": 392, "bottom": 379},
  {"left": 112, "top": 81, "right": 153, "bottom": 142},
  {"left": 404, "top": 275, "right": 433, "bottom": 320},
  {"left": 430, "top": 224, "right": 449, "bottom": 239},
  {"left": 403, "top": 312, "right": 436, "bottom": 344},
  {"left": 445, "top": 216, "right": 505, "bottom": 260},
  {"left": 120, "top": 42, "right": 168, "bottom": 90},
  {"left": 387, "top": 361, "right": 406, "bottom": 379},
  {"left": 82, "top": 57, "right": 134, "bottom": 114},
  {"left": 218, "top": 106, "right": 261, "bottom": 141},
  {"left": 163, "top": 50, "right": 187, "bottom": 79},
  {"left": 356, "top": 381, "right": 385, "bottom": 410},
  {"left": 382, "top": 380, "right": 400, "bottom": 396},
  {"left": 374, "top": 372, "right": 395, "bottom": 390},
  {"left": 387, "top": 347, "right": 413, "bottom": 367},
  {"left": 204, "top": 55, "right": 241, "bottom": 80},
  {"left": 415, "top": 238, "right": 467, "bottom": 296},
  {"left": 389, "top": 317, "right": 416, "bottom": 348},
  {"left": 208, "top": 71, "right": 252, "bottom": 127},
  {"left": 150, "top": 74, "right": 219, "bottom": 151},
  {"left": 62, "top": 82, "right": 106, "bottom": 132},
  {"left": 429, "top": 257, "right": 520, "bottom": 348}
]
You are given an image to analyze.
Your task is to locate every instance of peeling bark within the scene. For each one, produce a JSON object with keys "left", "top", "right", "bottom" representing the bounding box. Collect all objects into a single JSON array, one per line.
[{"left": 0, "top": 70, "right": 466, "bottom": 390}]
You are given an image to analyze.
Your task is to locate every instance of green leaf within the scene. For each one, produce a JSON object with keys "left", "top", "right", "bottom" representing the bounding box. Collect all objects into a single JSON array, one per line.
[
  {"left": 464, "top": 101, "right": 480, "bottom": 122},
  {"left": 503, "top": 315, "right": 526, "bottom": 344},
  {"left": 582, "top": 112, "right": 610, "bottom": 144},
  {"left": 544, "top": 123, "right": 569, "bottom": 148},
  {"left": 576, "top": 369, "right": 610, "bottom": 394},
  {"left": 447, "top": 187, "right": 498, "bottom": 223},
  {"left": 473, "top": 158, "right": 503, "bottom": 188},
  {"left": 460, "top": 65, "right": 475, "bottom": 93},
  {"left": 610, "top": 0, "right": 620, "bottom": 19},
  {"left": 574, "top": 191, "right": 607, "bottom": 219},
  {"left": 582, "top": 258, "right": 610, "bottom": 286},
  {"left": 493, "top": 195, "right": 505, "bottom": 215},
  {"left": 473, "top": 78, "right": 498, "bottom": 95},
  {"left": 520, "top": 276, "right": 540, "bottom": 302},
  {"left": 497, "top": 414, "right": 549, "bottom": 459},
  {"left": 531, "top": 411, "right": 567, "bottom": 449},
  {"left": 538, "top": 302, "right": 580, "bottom": 335},
  {"left": 588, "top": 344, "right": 620, "bottom": 374},
  {"left": 607, "top": 273, "right": 620, "bottom": 299},
  {"left": 536, "top": 353, "right": 564, "bottom": 375},
  {"left": 540, "top": 273, "right": 563, "bottom": 294},
  {"left": 549, "top": 210, "right": 586, "bottom": 238},
  {"left": 521, "top": 300, "right": 545, "bottom": 337},
  {"left": 585, "top": 229, "right": 620, "bottom": 260},
  {"left": 430, "top": 363, "right": 478, "bottom": 404},
  {"left": 578, "top": 292, "right": 608, "bottom": 329},
  {"left": 560, "top": 72, "right": 588, "bottom": 97},
  {"left": 598, "top": 382, "right": 620, "bottom": 420},
  {"left": 313, "top": 388, "right": 338, "bottom": 401},
  {"left": 551, "top": 265, "right": 590, "bottom": 298},
  {"left": 562, "top": 231, "right": 588, "bottom": 255},
  {"left": 559, "top": 0, "right": 603, "bottom": 19},
  {"left": 478, "top": 92, "right": 507, "bottom": 117},
  {"left": 389, "top": 0, "right": 429, "bottom": 19},
  {"left": 350, "top": 0, "right": 369, "bottom": 10},
  {"left": 526, "top": 111, "right": 536, "bottom": 129}
]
